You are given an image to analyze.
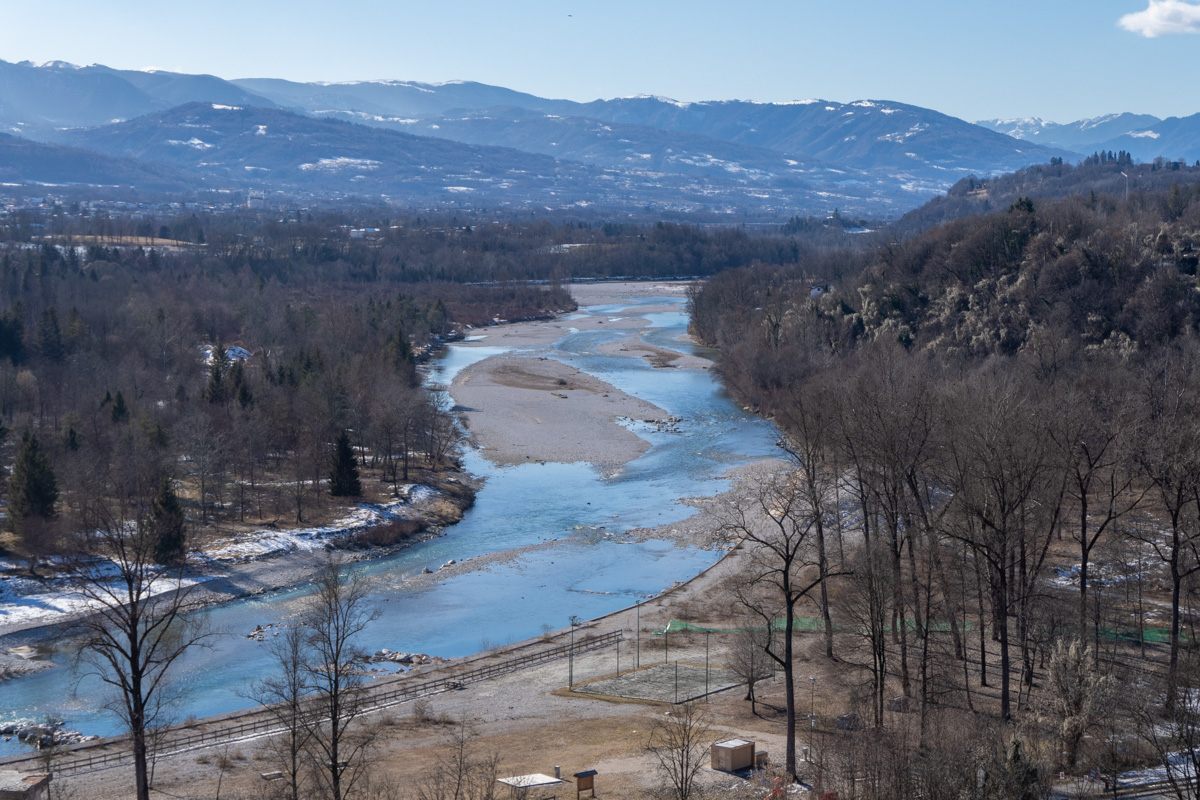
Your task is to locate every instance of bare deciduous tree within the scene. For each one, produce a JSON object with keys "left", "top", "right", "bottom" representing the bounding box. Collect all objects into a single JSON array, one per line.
[
  {"left": 70, "top": 496, "right": 209, "bottom": 800},
  {"left": 249, "top": 625, "right": 313, "bottom": 800},
  {"left": 718, "top": 469, "right": 826, "bottom": 778},
  {"left": 648, "top": 702, "right": 712, "bottom": 800},
  {"left": 302, "top": 557, "right": 380, "bottom": 800},
  {"left": 414, "top": 718, "right": 502, "bottom": 800},
  {"left": 727, "top": 616, "right": 771, "bottom": 716}
]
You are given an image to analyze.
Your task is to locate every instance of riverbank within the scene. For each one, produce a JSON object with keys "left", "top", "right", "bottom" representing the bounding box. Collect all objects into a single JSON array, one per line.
[
  {"left": 0, "top": 471, "right": 478, "bottom": 643},
  {"left": 0, "top": 282, "right": 695, "bottom": 656},
  {"left": 2, "top": 280, "right": 791, "bottom": 775},
  {"left": 19, "top": 458, "right": 794, "bottom": 800},
  {"left": 450, "top": 280, "right": 708, "bottom": 469}
]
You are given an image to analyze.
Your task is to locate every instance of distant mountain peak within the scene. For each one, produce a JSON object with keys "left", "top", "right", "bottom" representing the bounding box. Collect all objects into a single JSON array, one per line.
[
  {"left": 23, "top": 60, "right": 84, "bottom": 70},
  {"left": 625, "top": 95, "right": 696, "bottom": 108},
  {"left": 977, "top": 111, "right": 1195, "bottom": 163}
]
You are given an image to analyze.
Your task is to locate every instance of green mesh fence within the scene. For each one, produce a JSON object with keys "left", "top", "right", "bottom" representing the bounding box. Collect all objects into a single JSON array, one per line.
[
  {"left": 1098, "top": 626, "right": 1176, "bottom": 644},
  {"left": 654, "top": 619, "right": 1177, "bottom": 643},
  {"left": 654, "top": 618, "right": 974, "bottom": 635}
]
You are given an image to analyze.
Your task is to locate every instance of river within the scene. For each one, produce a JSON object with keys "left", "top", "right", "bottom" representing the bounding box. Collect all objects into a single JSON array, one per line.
[{"left": 0, "top": 291, "right": 779, "bottom": 756}]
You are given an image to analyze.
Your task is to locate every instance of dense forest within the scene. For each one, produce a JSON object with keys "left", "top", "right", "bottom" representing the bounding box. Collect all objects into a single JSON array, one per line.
[
  {"left": 687, "top": 171, "right": 1200, "bottom": 795},
  {"left": 0, "top": 205, "right": 874, "bottom": 568},
  {"left": 0, "top": 223, "right": 578, "bottom": 568}
]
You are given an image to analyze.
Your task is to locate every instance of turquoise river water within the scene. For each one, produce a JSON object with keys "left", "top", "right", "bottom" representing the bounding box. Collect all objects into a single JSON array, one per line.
[{"left": 0, "top": 295, "right": 779, "bottom": 755}]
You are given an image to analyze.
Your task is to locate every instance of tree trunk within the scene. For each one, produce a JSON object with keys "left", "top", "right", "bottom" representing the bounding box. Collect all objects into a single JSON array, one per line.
[
  {"left": 996, "top": 566, "right": 1012, "bottom": 720},
  {"left": 817, "top": 518, "right": 834, "bottom": 660}
]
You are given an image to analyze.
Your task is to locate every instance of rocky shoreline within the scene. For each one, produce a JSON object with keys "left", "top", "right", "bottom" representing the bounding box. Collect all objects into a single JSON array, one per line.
[{"left": 0, "top": 721, "right": 97, "bottom": 750}]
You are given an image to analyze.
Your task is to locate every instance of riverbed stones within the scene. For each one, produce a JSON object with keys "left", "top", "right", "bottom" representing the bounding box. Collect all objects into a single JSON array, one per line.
[{"left": 371, "top": 650, "right": 433, "bottom": 665}]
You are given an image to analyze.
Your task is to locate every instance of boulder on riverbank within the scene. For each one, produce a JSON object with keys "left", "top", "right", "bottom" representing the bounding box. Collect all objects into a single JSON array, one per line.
[
  {"left": 371, "top": 649, "right": 434, "bottom": 665},
  {"left": 0, "top": 720, "right": 97, "bottom": 749}
]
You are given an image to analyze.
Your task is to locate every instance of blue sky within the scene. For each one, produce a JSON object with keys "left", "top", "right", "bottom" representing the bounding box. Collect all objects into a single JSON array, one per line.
[{"left": 1, "top": 0, "right": 1197, "bottom": 123}]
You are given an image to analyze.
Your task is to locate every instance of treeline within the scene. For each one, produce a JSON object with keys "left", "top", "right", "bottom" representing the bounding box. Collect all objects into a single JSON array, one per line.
[
  {"left": 0, "top": 225, "right": 576, "bottom": 567},
  {"left": 689, "top": 178, "right": 1200, "bottom": 784},
  {"left": 3, "top": 209, "right": 876, "bottom": 284}
]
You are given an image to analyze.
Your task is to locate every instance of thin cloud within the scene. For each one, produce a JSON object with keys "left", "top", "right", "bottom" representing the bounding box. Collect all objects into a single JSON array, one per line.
[{"left": 1119, "top": 0, "right": 1200, "bottom": 36}]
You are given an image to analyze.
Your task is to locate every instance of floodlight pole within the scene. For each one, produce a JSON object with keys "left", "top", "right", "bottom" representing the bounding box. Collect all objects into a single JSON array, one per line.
[
  {"left": 705, "top": 631, "right": 710, "bottom": 700},
  {"left": 809, "top": 676, "right": 817, "bottom": 761},
  {"left": 636, "top": 601, "right": 641, "bottom": 668},
  {"left": 569, "top": 615, "right": 581, "bottom": 688},
  {"left": 1121, "top": 171, "right": 1129, "bottom": 202}
]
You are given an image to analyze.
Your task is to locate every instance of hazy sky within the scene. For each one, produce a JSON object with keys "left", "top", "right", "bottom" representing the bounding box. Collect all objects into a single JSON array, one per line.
[{"left": 2, "top": 0, "right": 1197, "bottom": 123}]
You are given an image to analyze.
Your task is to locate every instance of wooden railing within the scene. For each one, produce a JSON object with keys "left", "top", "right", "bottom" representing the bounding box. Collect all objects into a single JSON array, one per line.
[{"left": 2, "top": 630, "right": 622, "bottom": 777}]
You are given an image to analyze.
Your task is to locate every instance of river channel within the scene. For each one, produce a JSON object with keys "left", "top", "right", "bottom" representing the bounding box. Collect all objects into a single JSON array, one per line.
[{"left": 0, "top": 292, "right": 779, "bottom": 755}]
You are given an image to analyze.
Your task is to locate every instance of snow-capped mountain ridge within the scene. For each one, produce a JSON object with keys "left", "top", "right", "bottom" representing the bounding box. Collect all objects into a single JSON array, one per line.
[{"left": 977, "top": 111, "right": 1198, "bottom": 161}]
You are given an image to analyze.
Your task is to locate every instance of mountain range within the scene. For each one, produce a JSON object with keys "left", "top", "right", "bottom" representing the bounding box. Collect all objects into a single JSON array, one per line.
[
  {"left": 977, "top": 112, "right": 1200, "bottom": 164},
  {"left": 4, "top": 58, "right": 1192, "bottom": 218}
]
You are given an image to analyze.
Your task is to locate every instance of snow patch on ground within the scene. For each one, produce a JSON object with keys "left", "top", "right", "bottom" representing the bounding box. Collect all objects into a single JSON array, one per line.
[
  {"left": 299, "top": 157, "right": 382, "bottom": 172},
  {"left": 168, "top": 138, "right": 214, "bottom": 150},
  {"left": 198, "top": 487, "right": 438, "bottom": 563},
  {"left": 0, "top": 569, "right": 200, "bottom": 630},
  {"left": 0, "top": 486, "right": 440, "bottom": 630}
]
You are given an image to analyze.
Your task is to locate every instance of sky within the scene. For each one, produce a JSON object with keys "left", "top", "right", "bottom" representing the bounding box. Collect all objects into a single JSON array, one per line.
[{"left": 1, "top": 0, "right": 1197, "bottom": 123}]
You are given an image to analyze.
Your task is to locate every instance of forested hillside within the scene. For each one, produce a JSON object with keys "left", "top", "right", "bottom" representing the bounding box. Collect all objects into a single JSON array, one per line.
[
  {"left": 893, "top": 156, "right": 1200, "bottom": 234},
  {"left": 685, "top": 175, "right": 1200, "bottom": 788}
]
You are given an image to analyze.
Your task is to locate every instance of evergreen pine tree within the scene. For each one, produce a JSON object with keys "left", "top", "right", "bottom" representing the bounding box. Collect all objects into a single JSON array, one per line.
[
  {"left": 329, "top": 430, "right": 362, "bottom": 497},
  {"left": 205, "top": 343, "right": 230, "bottom": 403},
  {"left": 229, "top": 360, "right": 253, "bottom": 408},
  {"left": 111, "top": 390, "right": 129, "bottom": 424},
  {"left": 8, "top": 429, "right": 58, "bottom": 530},
  {"left": 37, "top": 307, "right": 64, "bottom": 363},
  {"left": 236, "top": 380, "right": 253, "bottom": 409},
  {"left": 151, "top": 475, "right": 187, "bottom": 566},
  {"left": 390, "top": 324, "right": 418, "bottom": 387},
  {"left": 0, "top": 309, "right": 25, "bottom": 364}
]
